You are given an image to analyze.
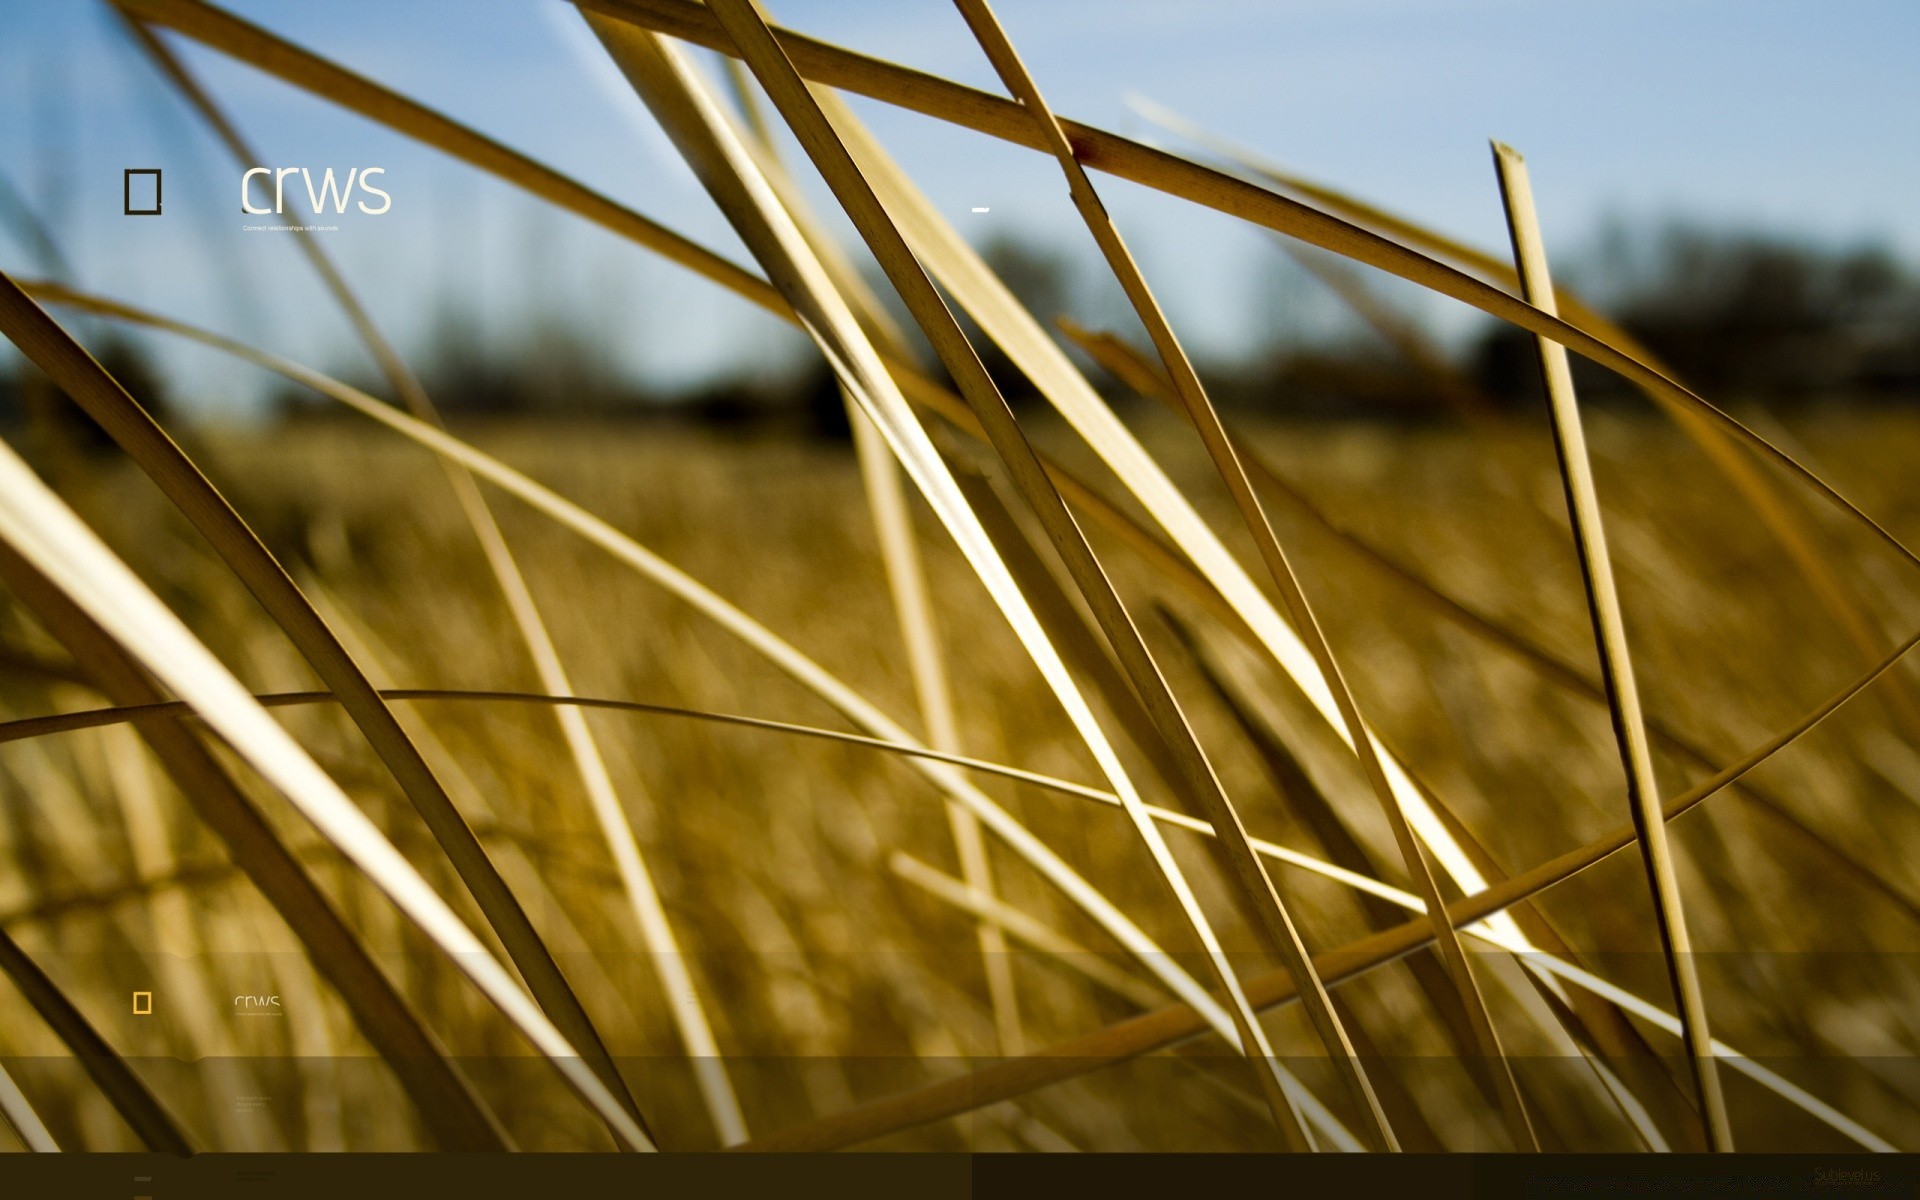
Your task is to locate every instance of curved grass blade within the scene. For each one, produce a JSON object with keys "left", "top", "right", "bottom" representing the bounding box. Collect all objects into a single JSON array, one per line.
[
  {"left": 0, "top": 428, "right": 653, "bottom": 1151},
  {"left": 1131, "top": 96, "right": 1920, "bottom": 738},
  {"left": 113, "top": 16, "right": 675, "bottom": 1142},
  {"left": 0, "top": 925, "right": 192, "bottom": 1154},
  {"left": 0, "top": 635, "right": 1907, "bottom": 1150},
  {"left": 1063, "top": 318, "right": 1920, "bottom": 931},
  {"left": 0, "top": 270, "right": 641, "bottom": 1150},
  {"left": 588, "top": 12, "right": 1324, "bottom": 1144},
  {"left": 889, "top": 853, "right": 1164, "bottom": 1011},
  {"left": 0, "top": 547, "right": 512, "bottom": 1151},
  {"left": 30, "top": 283, "right": 1360, "bottom": 1150},
  {"left": 116, "top": 0, "right": 1917, "bottom": 587},
  {"left": 951, "top": 0, "right": 1533, "bottom": 1150},
  {"left": 731, "top": 615, "right": 1920, "bottom": 1151},
  {"left": 0, "top": 1061, "right": 57, "bottom": 1152},
  {"left": 713, "top": 68, "right": 1025, "bottom": 1060},
  {"left": 571, "top": 0, "right": 1920, "bottom": 578},
  {"left": 695, "top": 0, "right": 1357, "bottom": 1145}
]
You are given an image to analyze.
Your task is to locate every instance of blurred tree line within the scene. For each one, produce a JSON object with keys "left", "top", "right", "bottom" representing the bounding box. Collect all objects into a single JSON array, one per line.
[
  {"left": 1473, "top": 221, "right": 1920, "bottom": 408},
  {"left": 6, "top": 219, "right": 1920, "bottom": 442}
]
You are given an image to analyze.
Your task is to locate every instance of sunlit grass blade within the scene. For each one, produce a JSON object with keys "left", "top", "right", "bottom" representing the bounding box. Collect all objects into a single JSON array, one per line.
[
  {"left": 0, "top": 425, "right": 653, "bottom": 1152},
  {"left": 711, "top": 67, "right": 1025, "bottom": 1060},
  {"left": 114, "top": 15, "right": 670, "bottom": 1141},
  {"left": 0, "top": 270, "right": 655, "bottom": 1151},
  {"left": 1131, "top": 95, "right": 1920, "bottom": 736},
  {"left": 889, "top": 853, "right": 1164, "bottom": 1010},
  {"left": 2, "top": 624, "right": 1904, "bottom": 1149},
  {"left": 732, "top": 616, "right": 1920, "bottom": 1150},
  {"left": 24, "top": 282, "right": 1352, "bottom": 1146},
  {"left": 812, "top": 89, "right": 1538, "bottom": 969},
  {"left": 123, "top": 0, "right": 1920, "bottom": 594},
  {"left": 0, "top": 924, "right": 193, "bottom": 1154},
  {"left": 36, "top": 272, "right": 1911, "bottom": 1153},
  {"left": 577, "top": 0, "right": 1920, "bottom": 580},
  {"left": 1064, "top": 317, "right": 1920, "bottom": 931},
  {"left": 0, "top": 1061, "right": 57, "bottom": 1152},
  {"left": 952, "top": 0, "right": 1536, "bottom": 1150},
  {"left": 698, "top": 0, "right": 1366, "bottom": 1147},
  {"left": 0, "top": 524, "right": 513, "bottom": 1154},
  {"left": 590, "top": 15, "right": 1343, "bottom": 1141},
  {"left": 1494, "top": 142, "right": 1731, "bottom": 1151}
]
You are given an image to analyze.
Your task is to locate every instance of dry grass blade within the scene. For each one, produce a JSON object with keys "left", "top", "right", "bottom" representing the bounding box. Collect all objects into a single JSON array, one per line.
[
  {"left": 0, "top": 547, "right": 512, "bottom": 1151},
  {"left": 0, "top": 1062, "right": 56, "bottom": 1152},
  {"left": 814, "top": 92, "right": 1537, "bottom": 972},
  {"left": 115, "top": 15, "right": 672, "bottom": 1141},
  {"left": 1, "top": 634, "right": 1903, "bottom": 1150},
  {"left": 943, "top": 450, "right": 1189, "bottom": 798},
  {"left": 1493, "top": 143, "right": 1731, "bottom": 1151},
  {"left": 577, "top": 0, "right": 1920, "bottom": 577},
  {"left": 1066, "top": 319, "right": 1920, "bottom": 933},
  {"left": 587, "top": 16, "right": 1350, "bottom": 1142},
  {"left": 1131, "top": 99, "right": 1920, "bottom": 739},
  {"left": 732, "top": 618, "right": 1920, "bottom": 1151},
  {"left": 889, "top": 853, "right": 1165, "bottom": 1011},
  {"left": 111, "top": 0, "right": 781, "bottom": 317},
  {"left": 123, "top": 0, "right": 1920, "bottom": 583},
  {"left": 0, "top": 270, "right": 651, "bottom": 1150},
  {"left": 953, "top": 0, "right": 1537, "bottom": 1151},
  {"left": 713, "top": 64, "right": 1024, "bottom": 1060},
  {"left": 0, "top": 427, "right": 654, "bottom": 1151},
  {"left": 699, "top": 0, "right": 1361, "bottom": 1147},
  {"left": 0, "top": 925, "right": 193, "bottom": 1154},
  {"left": 25, "top": 282, "right": 1349, "bottom": 1143},
  {"left": 37, "top": 272, "right": 1906, "bottom": 1153},
  {"left": 111, "top": 0, "right": 1918, "bottom": 615}
]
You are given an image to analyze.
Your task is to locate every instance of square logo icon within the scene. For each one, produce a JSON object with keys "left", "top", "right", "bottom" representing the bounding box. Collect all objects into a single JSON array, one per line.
[
  {"left": 132, "top": 990, "right": 152, "bottom": 1015},
  {"left": 123, "top": 168, "right": 162, "bottom": 216}
]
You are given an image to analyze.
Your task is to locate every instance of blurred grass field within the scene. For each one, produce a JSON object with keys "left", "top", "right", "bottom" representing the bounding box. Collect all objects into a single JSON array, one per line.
[{"left": 3, "top": 403, "right": 1915, "bottom": 1151}]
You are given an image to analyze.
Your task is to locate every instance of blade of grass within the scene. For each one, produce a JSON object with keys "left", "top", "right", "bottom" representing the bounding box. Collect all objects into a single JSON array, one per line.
[
  {"left": 1132, "top": 96, "right": 1920, "bottom": 738},
  {"left": 0, "top": 551, "right": 514, "bottom": 1150},
  {"left": 699, "top": 0, "right": 1374, "bottom": 1147},
  {"left": 889, "top": 853, "right": 1164, "bottom": 1011},
  {"left": 2, "top": 622, "right": 1908, "bottom": 1019},
  {"left": 0, "top": 270, "right": 647, "bottom": 1150},
  {"left": 38, "top": 274, "right": 1888, "bottom": 1153},
  {"left": 711, "top": 64, "right": 1025, "bottom": 1060},
  {"left": 114, "top": 16, "right": 672, "bottom": 1141},
  {"left": 0, "top": 624, "right": 1910, "bottom": 1149},
  {"left": 953, "top": 0, "right": 1532, "bottom": 1150},
  {"left": 1065, "top": 317, "right": 1920, "bottom": 932},
  {"left": 573, "top": 0, "right": 1920, "bottom": 583},
  {"left": 731, "top": 614, "right": 1920, "bottom": 1151},
  {"left": 54, "top": 285, "right": 1360, "bottom": 1145},
  {"left": 810, "top": 91, "right": 1539, "bottom": 966},
  {"left": 121, "top": 0, "right": 1920, "bottom": 590},
  {"left": 1494, "top": 143, "right": 1731, "bottom": 1152},
  {"left": 0, "top": 427, "right": 653, "bottom": 1152},
  {"left": 587, "top": 15, "right": 1336, "bottom": 1142},
  {"left": 0, "top": 1061, "right": 56, "bottom": 1152},
  {"left": 1165, "top": 608, "right": 1535, "bottom": 1112},
  {"left": 1179, "top": 603, "right": 1689, "bottom": 1151},
  {"left": 0, "top": 924, "right": 193, "bottom": 1154}
]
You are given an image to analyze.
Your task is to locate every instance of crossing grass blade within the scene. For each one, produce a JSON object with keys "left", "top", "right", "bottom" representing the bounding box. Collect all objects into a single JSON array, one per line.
[
  {"left": 21, "top": 278, "right": 1364, "bottom": 1145},
  {"left": 0, "top": 545, "right": 512, "bottom": 1151},
  {"left": 0, "top": 921, "right": 193, "bottom": 1154}
]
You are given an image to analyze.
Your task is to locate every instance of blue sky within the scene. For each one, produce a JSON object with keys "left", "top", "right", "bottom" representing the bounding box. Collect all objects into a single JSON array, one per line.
[{"left": 2, "top": 0, "right": 1917, "bottom": 415}]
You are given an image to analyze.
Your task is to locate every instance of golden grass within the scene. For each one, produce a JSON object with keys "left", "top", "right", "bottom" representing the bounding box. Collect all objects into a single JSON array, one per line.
[{"left": 0, "top": 0, "right": 1914, "bottom": 1158}]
